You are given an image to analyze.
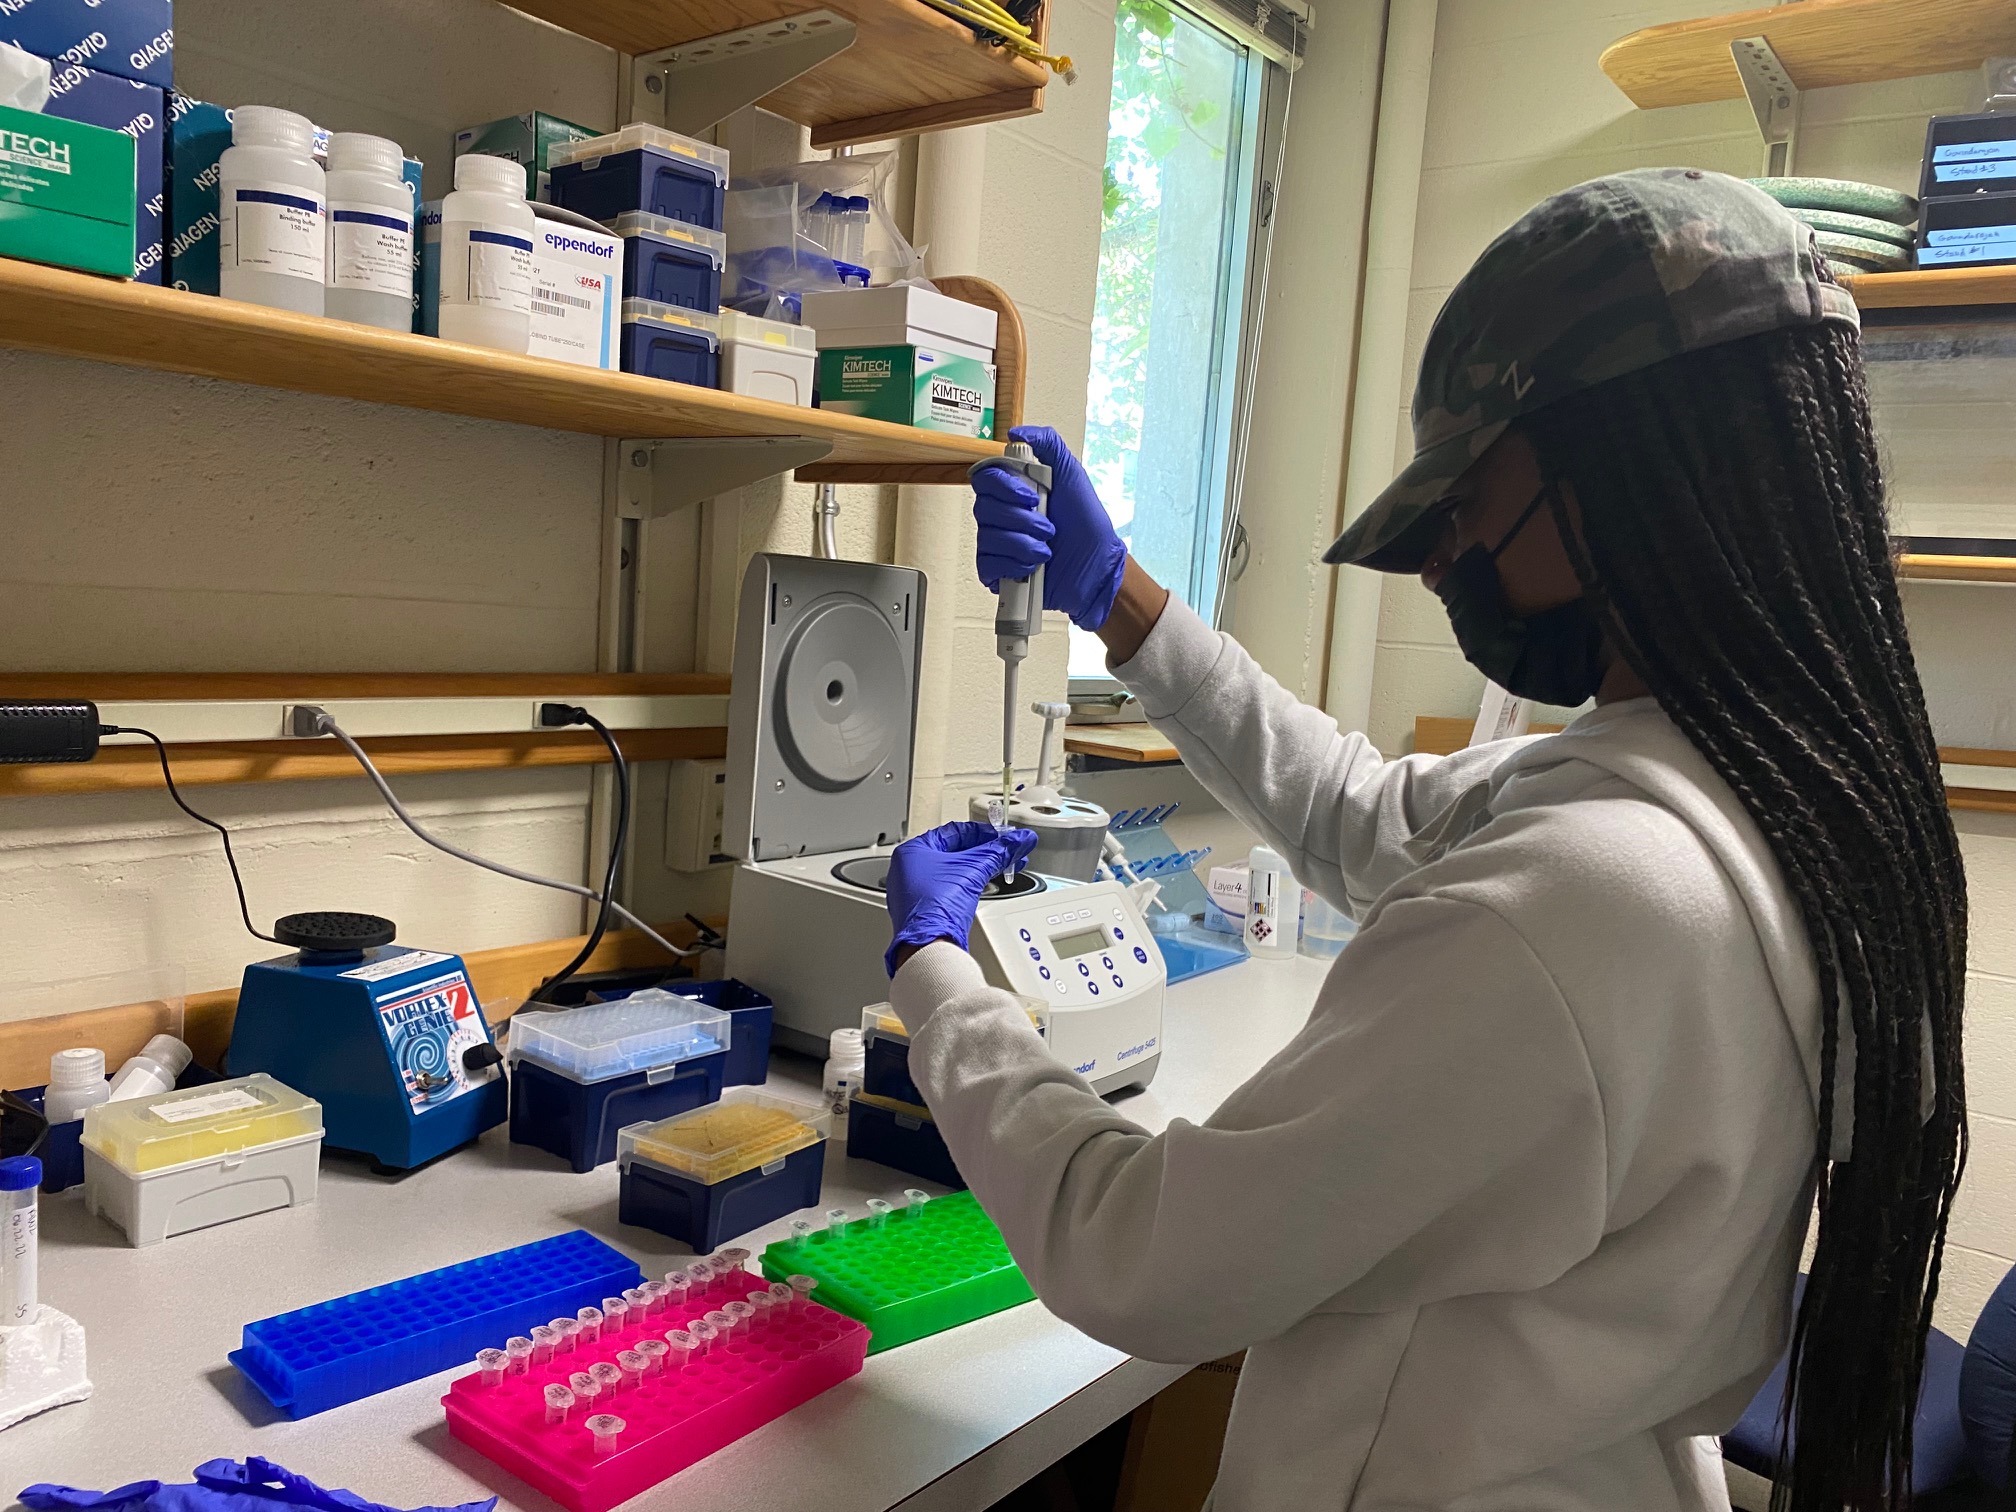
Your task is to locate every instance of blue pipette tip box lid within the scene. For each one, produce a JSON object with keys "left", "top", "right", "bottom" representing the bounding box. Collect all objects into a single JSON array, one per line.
[
  {"left": 0, "top": 1155, "right": 39, "bottom": 1189},
  {"left": 509, "top": 990, "right": 731, "bottom": 1085}
]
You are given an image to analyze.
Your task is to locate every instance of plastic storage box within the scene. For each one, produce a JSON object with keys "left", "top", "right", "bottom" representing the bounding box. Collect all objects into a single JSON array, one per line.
[
  {"left": 621, "top": 300, "right": 721, "bottom": 387},
  {"left": 760, "top": 1189, "right": 1034, "bottom": 1353},
  {"left": 231, "top": 1228, "right": 644, "bottom": 1418},
  {"left": 81, "top": 1074, "right": 322, "bottom": 1247},
  {"left": 618, "top": 1089, "right": 830, "bottom": 1252},
  {"left": 443, "top": 1267, "right": 868, "bottom": 1512},
  {"left": 846, "top": 1091, "right": 964, "bottom": 1189},
  {"left": 719, "top": 310, "right": 817, "bottom": 407},
  {"left": 549, "top": 125, "right": 729, "bottom": 232},
  {"left": 509, "top": 992, "right": 732, "bottom": 1173},
  {"left": 611, "top": 212, "right": 725, "bottom": 313},
  {"left": 661, "top": 979, "right": 774, "bottom": 1087},
  {"left": 861, "top": 1004, "right": 923, "bottom": 1106}
]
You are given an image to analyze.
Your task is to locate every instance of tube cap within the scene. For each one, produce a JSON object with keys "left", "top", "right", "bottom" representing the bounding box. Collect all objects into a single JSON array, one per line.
[{"left": 0, "top": 1155, "right": 42, "bottom": 1191}]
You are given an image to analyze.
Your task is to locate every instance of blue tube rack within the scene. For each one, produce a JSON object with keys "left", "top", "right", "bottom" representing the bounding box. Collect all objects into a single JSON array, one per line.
[{"left": 229, "top": 1229, "right": 644, "bottom": 1418}]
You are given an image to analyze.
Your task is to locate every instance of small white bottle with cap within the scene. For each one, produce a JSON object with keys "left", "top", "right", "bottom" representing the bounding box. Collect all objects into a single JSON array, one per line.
[
  {"left": 325, "top": 131, "right": 415, "bottom": 331},
  {"left": 437, "top": 153, "right": 535, "bottom": 353},
  {"left": 823, "top": 1027, "right": 865, "bottom": 1131},
  {"left": 218, "top": 105, "right": 327, "bottom": 315},
  {"left": 1244, "top": 845, "right": 1300, "bottom": 959},
  {"left": 106, "top": 1033, "right": 193, "bottom": 1103},
  {"left": 42, "top": 1048, "right": 111, "bottom": 1124}
]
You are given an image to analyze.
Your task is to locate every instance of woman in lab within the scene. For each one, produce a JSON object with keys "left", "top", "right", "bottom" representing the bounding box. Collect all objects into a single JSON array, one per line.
[{"left": 879, "top": 169, "right": 1965, "bottom": 1512}]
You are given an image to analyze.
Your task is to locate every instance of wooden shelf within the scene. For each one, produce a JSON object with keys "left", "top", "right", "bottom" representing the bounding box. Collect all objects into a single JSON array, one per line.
[
  {"left": 512, "top": 0, "right": 1048, "bottom": 148},
  {"left": 0, "top": 673, "right": 731, "bottom": 797},
  {"left": 1601, "top": 0, "right": 2016, "bottom": 109},
  {"left": 1063, "top": 723, "right": 1181, "bottom": 764},
  {"left": 1843, "top": 267, "right": 2016, "bottom": 309},
  {"left": 1899, "top": 553, "right": 2016, "bottom": 583},
  {"left": 0, "top": 259, "right": 1001, "bottom": 469}
]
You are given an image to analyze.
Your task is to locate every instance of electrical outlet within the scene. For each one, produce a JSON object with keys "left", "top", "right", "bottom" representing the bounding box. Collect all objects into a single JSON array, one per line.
[{"left": 664, "top": 759, "right": 729, "bottom": 871}]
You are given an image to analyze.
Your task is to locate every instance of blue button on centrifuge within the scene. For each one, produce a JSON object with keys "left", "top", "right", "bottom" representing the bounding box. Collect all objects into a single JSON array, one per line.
[
  {"left": 1028, "top": 946, "right": 1041, "bottom": 960},
  {"left": 1114, "top": 928, "right": 1125, "bottom": 941},
  {"left": 1101, "top": 956, "right": 1114, "bottom": 970},
  {"left": 1039, "top": 966, "right": 1051, "bottom": 980},
  {"left": 1134, "top": 946, "right": 1149, "bottom": 964},
  {"left": 1088, "top": 983, "right": 1100, "bottom": 996},
  {"left": 1019, "top": 928, "right": 1032, "bottom": 942},
  {"left": 1077, "top": 961, "right": 1091, "bottom": 976},
  {"left": 1112, "top": 975, "right": 1125, "bottom": 988}
]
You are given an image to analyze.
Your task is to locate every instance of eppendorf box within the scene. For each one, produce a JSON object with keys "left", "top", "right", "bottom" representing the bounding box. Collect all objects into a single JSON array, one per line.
[{"left": 815, "top": 345, "right": 996, "bottom": 438}]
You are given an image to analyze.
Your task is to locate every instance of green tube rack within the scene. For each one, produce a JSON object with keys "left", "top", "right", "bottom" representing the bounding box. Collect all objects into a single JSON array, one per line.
[{"left": 758, "top": 1190, "right": 1034, "bottom": 1353}]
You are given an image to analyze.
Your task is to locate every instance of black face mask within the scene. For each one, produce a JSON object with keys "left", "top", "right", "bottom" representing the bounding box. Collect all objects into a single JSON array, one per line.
[{"left": 1432, "top": 483, "right": 1608, "bottom": 708}]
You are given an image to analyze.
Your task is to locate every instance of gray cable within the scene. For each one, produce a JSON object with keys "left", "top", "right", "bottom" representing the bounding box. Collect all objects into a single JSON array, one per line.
[{"left": 303, "top": 708, "right": 702, "bottom": 961}]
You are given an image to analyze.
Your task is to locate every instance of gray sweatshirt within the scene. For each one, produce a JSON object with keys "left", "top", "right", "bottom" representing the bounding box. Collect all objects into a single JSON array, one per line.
[{"left": 889, "top": 597, "right": 1824, "bottom": 1511}]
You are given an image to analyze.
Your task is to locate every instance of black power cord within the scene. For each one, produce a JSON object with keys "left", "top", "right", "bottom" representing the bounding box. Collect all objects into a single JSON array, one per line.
[
  {"left": 528, "top": 705, "right": 631, "bottom": 1007},
  {"left": 100, "top": 724, "right": 279, "bottom": 944}
]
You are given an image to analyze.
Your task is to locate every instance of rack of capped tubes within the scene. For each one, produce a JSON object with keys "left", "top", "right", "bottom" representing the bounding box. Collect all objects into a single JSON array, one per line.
[{"left": 442, "top": 1249, "right": 869, "bottom": 1512}]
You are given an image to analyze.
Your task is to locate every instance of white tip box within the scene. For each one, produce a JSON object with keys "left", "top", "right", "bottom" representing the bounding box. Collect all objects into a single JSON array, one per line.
[
  {"left": 719, "top": 309, "right": 817, "bottom": 406},
  {"left": 81, "top": 1074, "right": 323, "bottom": 1248}
]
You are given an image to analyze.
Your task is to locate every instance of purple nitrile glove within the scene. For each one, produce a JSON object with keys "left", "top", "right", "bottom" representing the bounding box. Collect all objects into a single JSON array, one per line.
[
  {"left": 884, "top": 820, "right": 1040, "bottom": 976},
  {"left": 972, "top": 425, "right": 1128, "bottom": 631}
]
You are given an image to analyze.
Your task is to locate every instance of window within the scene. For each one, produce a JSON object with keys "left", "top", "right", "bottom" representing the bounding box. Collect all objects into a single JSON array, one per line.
[{"left": 1077, "top": 0, "right": 1274, "bottom": 681}]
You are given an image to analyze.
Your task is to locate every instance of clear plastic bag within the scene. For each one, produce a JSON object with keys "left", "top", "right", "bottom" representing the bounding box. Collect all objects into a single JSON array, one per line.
[{"left": 724, "top": 153, "right": 931, "bottom": 320}]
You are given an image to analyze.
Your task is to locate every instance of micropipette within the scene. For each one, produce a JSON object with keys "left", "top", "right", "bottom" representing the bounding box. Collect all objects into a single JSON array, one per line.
[{"left": 972, "top": 441, "right": 1054, "bottom": 829}]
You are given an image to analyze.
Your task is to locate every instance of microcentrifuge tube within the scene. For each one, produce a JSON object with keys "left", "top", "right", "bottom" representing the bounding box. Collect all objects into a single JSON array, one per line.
[
  {"left": 603, "top": 1295, "right": 629, "bottom": 1331},
  {"left": 544, "top": 1383, "right": 576, "bottom": 1425},
  {"left": 576, "top": 1305, "right": 603, "bottom": 1344},
  {"left": 637, "top": 1337, "right": 670, "bottom": 1375},
  {"left": 866, "top": 1197, "right": 893, "bottom": 1228},
  {"left": 586, "top": 1414, "right": 624, "bottom": 1457},
  {"left": 589, "top": 1360, "right": 622, "bottom": 1398},
  {"left": 623, "top": 1286, "right": 648, "bottom": 1316},
  {"left": 748, "top": 1292, "right": 776, "bottom": 1328},
  {"left": 640, "top": 1282, "right": 667, "bottom": 1317},
  {"left": 824, "top": 1206, "right": 849, "bottom": 1232},
  {"left": 663, "top": 1273, "right": 691, "bottom": 1311},
  {"left": 767, "top": 1280, "right": 794, "bottom": 1310},
  {"left": 617, "top": 1349, "right": 647, "bottom": 1390},
  {"left": 570, "top": 1370, "right": 599, "bottom": 1405},
  {"left": 904, "top": 1188, "right": 931, "bottom": 1215},
  {"left": 505, "top": 1336, "right": 534, "bottom": 1375},
  {"left": 724, "top": 1300, "right": 755, "bottom": 1335},
  {"left": 666, "top": 1330, "right": 698, "bottom": 1373},
  {"left": 531, "top": 1325, "right": 559, "bottom": 1364},
  {"left": 689, "top": 1319, "right": 718, "bottom": 1358},
  {"left": 787, "top": 1274, "right": 818, "bottom": 1316},
  {"left": 720, "top": 1246, "right": 751, "bottom": 1273},
  {"left": 790, "top": 1218, "right": 816, "bottom": 1244},
  {"left": 477, "top": 1348, "right": 508, "bottom": 1387},
  {"left": 551, "top": 1317, "right": 580, "bottom": 1354},
  {"left": 704, "top": 1308, "right": 734, "bottom": 1340}
]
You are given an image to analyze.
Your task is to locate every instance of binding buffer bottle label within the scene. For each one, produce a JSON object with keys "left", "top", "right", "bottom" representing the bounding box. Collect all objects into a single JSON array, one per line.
[
  {"left": 330, "top": 203, "right": 414, "bottom": 299},
  {"left": 221, "top": 182, "right": 326, "bottom": 284}
]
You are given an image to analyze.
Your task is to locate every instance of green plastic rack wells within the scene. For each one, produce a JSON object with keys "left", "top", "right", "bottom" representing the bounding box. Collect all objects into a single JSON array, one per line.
[{"left": 758, "top": 1190, "right": 1034, "bottom": 1353}]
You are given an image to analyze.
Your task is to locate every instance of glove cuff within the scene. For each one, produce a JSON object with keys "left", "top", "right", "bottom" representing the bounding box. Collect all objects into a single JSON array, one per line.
[{"left": 1071, "top": 542, "right": 1130, "bottom": 632}]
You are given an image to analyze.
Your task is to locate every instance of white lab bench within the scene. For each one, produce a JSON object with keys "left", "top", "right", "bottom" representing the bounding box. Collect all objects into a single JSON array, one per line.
[{"left": 4, "top": 954, "right": 1331, "bottom": 1512}]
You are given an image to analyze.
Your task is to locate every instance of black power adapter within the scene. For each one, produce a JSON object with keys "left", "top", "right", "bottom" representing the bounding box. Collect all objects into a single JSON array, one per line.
[{"left": 0, "top": 700, "right": 102, "bottom": 763}]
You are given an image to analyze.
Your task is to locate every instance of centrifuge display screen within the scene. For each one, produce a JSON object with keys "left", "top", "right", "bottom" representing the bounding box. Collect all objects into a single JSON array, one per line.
[{"left": 1051, "top": 926, "right": 1108, "bottom": 960}]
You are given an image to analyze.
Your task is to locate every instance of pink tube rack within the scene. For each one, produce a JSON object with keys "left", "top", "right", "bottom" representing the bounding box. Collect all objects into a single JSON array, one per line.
[{"left": 442, "top": 1269, "right": 868, "bottom": 1512}]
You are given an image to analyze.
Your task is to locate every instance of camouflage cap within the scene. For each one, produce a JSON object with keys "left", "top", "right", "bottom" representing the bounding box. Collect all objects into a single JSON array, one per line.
[{"left": 1325, "top": 167, "right": 1861, "bottom": 573}]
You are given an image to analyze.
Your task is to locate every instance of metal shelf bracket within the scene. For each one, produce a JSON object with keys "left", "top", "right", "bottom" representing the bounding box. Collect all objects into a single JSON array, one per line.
[
  {"left": 1732, "top": 34, "right": 1801, "bottom": 176},
  {"left": 628, "top": 10, "right": 859, "bottom": 138},
  {"left": 617, "top": 436, "right": 836, "bottom": 519}
]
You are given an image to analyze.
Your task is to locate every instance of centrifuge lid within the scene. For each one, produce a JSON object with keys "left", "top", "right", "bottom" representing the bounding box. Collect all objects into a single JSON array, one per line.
[{"left": 722, "top": 554, "right": 926, "bottom": 863}]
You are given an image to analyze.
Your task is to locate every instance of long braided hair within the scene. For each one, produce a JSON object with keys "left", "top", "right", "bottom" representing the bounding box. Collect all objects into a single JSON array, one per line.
[{"left": 1520, "top": 319, "right": 1968, "bottom": 1511}]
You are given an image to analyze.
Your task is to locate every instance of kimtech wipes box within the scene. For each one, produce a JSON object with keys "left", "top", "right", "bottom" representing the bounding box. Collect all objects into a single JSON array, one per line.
[
  {"left": 0, "top": 0, "right": 173, "bottom": 89},
  {"left": 815, "top": 344, "right": 996, "bottom": 437},
  {"left": 42, "top": 60, "right": 159, "bottom": 280},
  {"left": 0, "top": 101, "right": 136, "bottom": 276}
]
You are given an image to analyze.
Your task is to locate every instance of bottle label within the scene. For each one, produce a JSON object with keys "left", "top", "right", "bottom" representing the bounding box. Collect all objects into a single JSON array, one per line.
[
  {"left": 220, "top": 180, "right": 327, "bottom": 283},
  {"left": 1247, "top": 868, "right": 1279, "bottom": 947},
  {"left": 442, "top": 220, "right": 533, "bottom": 314},
  {"left": 330, "top": 201, "right": 415, "bottom": 297}
]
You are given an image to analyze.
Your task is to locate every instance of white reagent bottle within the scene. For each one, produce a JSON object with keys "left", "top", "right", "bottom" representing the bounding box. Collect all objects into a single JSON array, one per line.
[
  {"left": 438, "top": 153, "right": 535, "bottom": 353},
  {"left": 823, "top": 1027, "right": 865, "bottom": 1132},
  {"left": 218, "top": 105, "right": 327, "bottom": 315},
  {"left": 1244, "top": 845, "right": 1300, "bottom": 959},
  {"left": 42, "top": 1047, "right": 111, "bottom": 1124},
  {"left": 325, "top": 131, "right": 415, "bottom": 331},
  {"left": 107, "top": 1033, "right": 194, "bottom": 1103}
]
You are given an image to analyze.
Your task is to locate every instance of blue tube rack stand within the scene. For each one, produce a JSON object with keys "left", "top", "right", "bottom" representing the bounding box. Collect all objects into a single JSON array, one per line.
[
  {"left": 508, "top": 1048, "right": 728, "bottom": 1173},
  {"left": 229, "top": 1229, "right": 644, "bottom": 1418}
]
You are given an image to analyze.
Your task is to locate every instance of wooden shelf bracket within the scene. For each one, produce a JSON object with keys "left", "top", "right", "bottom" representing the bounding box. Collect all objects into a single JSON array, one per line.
[
  {"left": 616, "top": 435, "right": 834, "bottom": 519},
  {"left": 1732, "top": 34, "right": 1802, "bottom": 174},
  {"left": 629, "top": 9, "right": 860, "bottom": 138}
]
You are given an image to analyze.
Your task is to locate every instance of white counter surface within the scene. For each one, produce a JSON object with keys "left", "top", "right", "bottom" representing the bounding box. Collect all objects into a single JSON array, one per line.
[{"left": 5, "top": 954, "right": 1330, "bottom": 1512}]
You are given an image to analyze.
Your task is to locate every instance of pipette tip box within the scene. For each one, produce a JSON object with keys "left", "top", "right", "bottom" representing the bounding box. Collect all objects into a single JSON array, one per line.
[
  {"left": 81, "top": 1074, "right": 322, "bottom": 1247},
  {"left": 845, "top": 1091, "right": 965, "bottom": 1191},
  {"left": 548, "top": 124, "right": 729, "bottom": 233},
  {"left": 508, "top": 991, "right": 733, "bottom": 1172},
  {"left": 443, "top": 1269, "right": 867, "bottom": 1512},
  {"left": 860, "top": 1004, "right": 924, "bottom": 1106},
  {"left": 611, "top": 211, "right": 726, "bottom": 314},
  {"left": 664, "top": 979, "right": 774, "bottom": 1087},
  {"left": 231, "top": 1229, "right": 645, "bottom": 1419},
  {"left": 760, "top": 1189, "right": 1033, "bottom": 1353},
  {"left": 617, "top": 1088, "right": 829, "bottom": 1252}
]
